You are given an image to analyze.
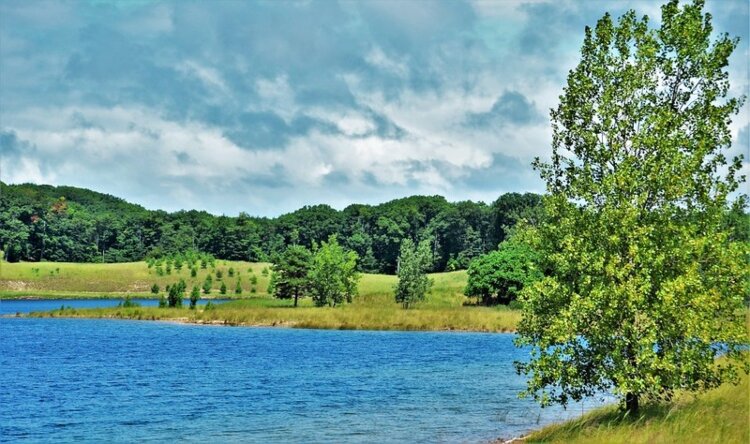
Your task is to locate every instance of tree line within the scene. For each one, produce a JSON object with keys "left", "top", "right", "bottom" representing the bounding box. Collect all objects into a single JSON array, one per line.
[{"left": 0, "top": 182, "right": 542, "bottom": 273}]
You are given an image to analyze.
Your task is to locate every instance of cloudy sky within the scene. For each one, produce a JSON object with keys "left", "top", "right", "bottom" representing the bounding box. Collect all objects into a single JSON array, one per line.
[{"left": 1, "top": 0, "right": 748, "bottom": 216}]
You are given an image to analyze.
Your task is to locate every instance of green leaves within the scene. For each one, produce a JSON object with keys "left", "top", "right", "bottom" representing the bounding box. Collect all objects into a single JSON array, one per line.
[
  {"left": 518, "top": 0, "right": 748, "bottom": 413},
  {"left": 394, "top": 238, "right": 433, "bottom": 309},
  {"left": 307, "top": 235, "right": 360, "bottom": 307},
  {"left": 464, "top": 233, "right": 542, "bottom": 306}
]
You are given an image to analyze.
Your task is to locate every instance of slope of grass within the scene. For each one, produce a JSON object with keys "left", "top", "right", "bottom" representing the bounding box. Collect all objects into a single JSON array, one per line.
[
  {"left": 0, "top": 260, "right": 273, "bottom": 297},
  {"left": 524, "top": 370, "right": 749, "bottom": 443},
  {"left": 5, "top": 260, "right": 520, "bottom": 331}
]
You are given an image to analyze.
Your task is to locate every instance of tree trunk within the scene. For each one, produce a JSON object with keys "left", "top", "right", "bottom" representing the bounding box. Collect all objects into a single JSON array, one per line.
[
  {"left": 625, "top": 392, "right": 639, "bottom": 414},
  {"left": 294, "top": 292, "right": 299, "bottom": 307}
]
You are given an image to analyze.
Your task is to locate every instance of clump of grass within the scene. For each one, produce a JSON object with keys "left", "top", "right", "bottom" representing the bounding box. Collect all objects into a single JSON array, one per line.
[{"left": 525, "top": 368, "right": 749, "bottom": 443}]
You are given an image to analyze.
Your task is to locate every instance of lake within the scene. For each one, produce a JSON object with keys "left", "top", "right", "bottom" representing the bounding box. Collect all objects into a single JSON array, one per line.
[
  {"left": 0, "top": 298, "right": 227, "bottom": 316},
  {"left": 1, "top": 314, "right": 604, "bottom": 442}
]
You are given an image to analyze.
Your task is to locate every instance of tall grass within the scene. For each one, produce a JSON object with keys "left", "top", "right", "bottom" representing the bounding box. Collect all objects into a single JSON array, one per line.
[{"left": 525, "top": 368, "right": 749, "bottom": 443}]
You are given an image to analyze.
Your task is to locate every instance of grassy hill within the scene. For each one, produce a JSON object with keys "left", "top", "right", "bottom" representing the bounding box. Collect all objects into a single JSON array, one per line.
[{"left": 2, "top": 260, "right": 520, "bottom": 332}]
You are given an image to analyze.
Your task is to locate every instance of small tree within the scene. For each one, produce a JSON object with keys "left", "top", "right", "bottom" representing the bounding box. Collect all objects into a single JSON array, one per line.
[
  {"left": 228, "top": 267, "right": 235, "bottom": 277},
  {"left": 158, "top": 294, "right": 167, "bottom": 308},
  {"left": 394, "top": 239, "right": 433, "bottom": 309},
  {"left": 150, "top": 283, "right": 159, "bottom": 295},
  {"left": 168, "top": 279, "right": 185, "bottom": 308},
  {"left": 234, "top": 279, "right": 242, "bottom": 295},
  {"left": 219, "top": 281, "right": 227, "bottom": 295},
  {"left": 216, "top": 269, "right": 223, "bottom": 280},
  {"left": 464, "top": 235, "right": 541, "bottom": 305},
  {"left": 516, "top": 1, "right": 749, "bottom": 415},
  {"left": 190, "top": 267, "right": 197, "bottom": 278},
  {"left": 190, "top": 286, "right": 200, "bottom": 309},
  {"left": 270, "top": 245, "right": 312, "bottom": 307},
  {"left": 308, "top": 236, "right": 359, "bottom": 307},
  {"left": 202, "top": 275, "right": 212, "bottom": 294}
]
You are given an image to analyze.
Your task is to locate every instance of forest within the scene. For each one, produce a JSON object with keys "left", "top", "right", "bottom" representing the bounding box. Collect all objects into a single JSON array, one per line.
[{"left": 0, "top": 181, "right": 542, "bottom": 273}]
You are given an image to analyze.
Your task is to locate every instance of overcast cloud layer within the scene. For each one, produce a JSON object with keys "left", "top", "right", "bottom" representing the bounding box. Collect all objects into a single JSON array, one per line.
[{"left": 1, "top": 0, "right": 748, "bottom": 216}]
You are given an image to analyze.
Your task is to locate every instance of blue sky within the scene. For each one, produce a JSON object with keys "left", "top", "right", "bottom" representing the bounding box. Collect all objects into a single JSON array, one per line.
[{"left": 1, "top": 0, "right": 748, "bottom": 216}]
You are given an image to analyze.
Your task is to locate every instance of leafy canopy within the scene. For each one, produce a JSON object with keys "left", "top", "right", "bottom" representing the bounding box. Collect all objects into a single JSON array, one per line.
[
  {"left": 516, "top": 0, "right": 749, "bottom": 413},
  {"left": 464, "top": 234, "right": 542, "bottom": 306},
  {"left": 307, "top": 236, "right": 359, "bottom": 307},
  {"left": 394, "top": 238, "right": 433, "bottom": 309}
]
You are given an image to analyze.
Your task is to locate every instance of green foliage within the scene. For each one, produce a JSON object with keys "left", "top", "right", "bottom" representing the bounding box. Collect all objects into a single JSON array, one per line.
[
  {"left": 158, "top": 294, "right": 167, "bottom": 308},
  {"left": 190, "top": 286, "right": 200, "bottom": 309},
  {"left": 270, "top": 245, "right": 313, "bottom": 307},
  {"left": 202, "top": 275, "right": 212, "bottom": 294},
  {"left": 190, "top": 267, "right": 197, "bottom": 277},
  {"left": 167, "top": 279, "right": 185, "bottom": 308},
  {"left": 234, "top": 279, "right": 242, "bottom": 295},
  {"left": 516, "top": 0, "right": 749, "bottom": 415},
  {"left": 250, "top": 274, "right": 258, "bottom": 285},
  {"left": 219, "top": 281, "right": 227, "bottom": 295},
  {"left": 464, "top": 234, "right": 542, "bottom": 305},
  {"left": 150, "top": 283, "right": 159, "bottom": 294},
  {"left": 307, "top": 236, "right": 359, "bottom": 307},
  {"left": 228, "top": 267, "right": 235, "bottom": 277},
  {"left": 394, "top": 239, "right": 433, "bottom": 309},
  {"left": 216, "top": 269, "right": 223, "bottom": 280}
]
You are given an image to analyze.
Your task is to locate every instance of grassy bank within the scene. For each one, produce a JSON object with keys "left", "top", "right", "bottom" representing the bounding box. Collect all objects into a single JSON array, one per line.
[
  {"left": 4, "top": 260, "right": 520, "bottom": 332},
  {"left": 522, "top": 369, "right": 749, "bottom": 443},
  {"left": 0, "top": 260, "right": 273, "bottom": 297}
]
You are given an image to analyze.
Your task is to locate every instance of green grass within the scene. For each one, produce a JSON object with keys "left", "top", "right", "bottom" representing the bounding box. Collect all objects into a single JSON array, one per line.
[
  {"left": 0, "top": 260, "right": 273, "bottom": 297},
  {"left": 525, "top": 369, "right": 749, "bottom": 443},
  {"left": 4, "top": 260, "right": 520, "bottom": 332}
]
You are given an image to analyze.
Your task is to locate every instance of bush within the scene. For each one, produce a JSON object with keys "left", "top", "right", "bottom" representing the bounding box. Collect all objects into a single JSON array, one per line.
[
  {"left": 228, "top": 267, "right": 235, "bottom": 277},
  {"left": 150, "top": 283, "right": 159, "bottom": 294},
  {"left": 220, "top": 282, "right": 227, "bottom": 295},
  {"left": 190, "top": 286, "right": 200, "bottom": 309},
  {"left": 190, "top": 267, "right": 197, "bottom": 277}
]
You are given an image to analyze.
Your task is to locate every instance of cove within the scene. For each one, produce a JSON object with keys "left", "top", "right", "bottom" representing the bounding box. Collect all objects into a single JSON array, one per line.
[{"left": 1, "top": 318, "right": 603, "bottom": 443}]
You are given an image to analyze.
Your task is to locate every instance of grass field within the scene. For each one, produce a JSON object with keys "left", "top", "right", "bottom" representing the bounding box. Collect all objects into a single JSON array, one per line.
[
  {"left": 3, "top": 260, "right": 520, "bottom": 332},
  {"left": 523, "top": 366, "right": 749, "bottom": 443}
]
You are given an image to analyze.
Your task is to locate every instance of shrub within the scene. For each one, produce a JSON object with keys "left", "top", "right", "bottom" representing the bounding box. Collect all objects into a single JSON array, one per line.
[{"left": 151, "top": 283, "right": 159, "bottom": 294}]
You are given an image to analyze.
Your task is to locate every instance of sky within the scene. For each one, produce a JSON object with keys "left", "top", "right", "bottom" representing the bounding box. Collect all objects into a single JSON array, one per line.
[{"left": 1, "top": 0, "right": 748, "bottom": 217}]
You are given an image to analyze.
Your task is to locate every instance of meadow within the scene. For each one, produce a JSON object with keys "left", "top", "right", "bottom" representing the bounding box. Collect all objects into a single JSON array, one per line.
[{"left": 1, "top": 260, "right": 520, "bottom": 332}]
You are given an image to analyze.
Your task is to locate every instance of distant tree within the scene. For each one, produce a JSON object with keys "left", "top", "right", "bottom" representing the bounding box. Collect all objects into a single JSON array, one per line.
[
  {"left": 167, "top": 279, "right": 185, "bottom": 308},
  {"left": 234, "top": 278, "right": 242, "bottom": 295},
  {"left": 150, "top": 283, "right": 159, "bottom": 294},
  {"left": 190, "top": 267, "right": 197, "bottom": 277},
  {"left": 219, "top": 281, "right": 227, "bottom": 295},
  {"left": 270, "top": 245, "right": 313, "bottom": 307},
  {"left": 394, "top": 239, "right": 433, "bottom": 309},
  {"left": 465, "top": 235, "right": 542, "bottom": 305},
  {"left": 216, "top": 269, "right": 223, "bottom": 280},
  {"left": 516, "top": 1, "right": 749, "bottom": 415},
  {"left": 158, "top": 294, "right": 167, "bottom": 308},
  {"left": 202, "top": 275, "right": 212, "bottom": 294},
  {"left": 228, "top": 267, "right": 235, "bottom": 277},
  {"left": 190, "top": 285, "right": 200, "bottom": 309},
  {"left": 307, "top": 236, "right": 359, "bottom": 307},
  {"left": 250, "top": 275, "right": 258, "bottom": 285}
]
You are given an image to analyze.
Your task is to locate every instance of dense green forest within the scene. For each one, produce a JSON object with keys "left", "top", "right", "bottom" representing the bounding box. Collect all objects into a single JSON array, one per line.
[{"left": 0, "top": 182, "right": 542, "bottom": 273}]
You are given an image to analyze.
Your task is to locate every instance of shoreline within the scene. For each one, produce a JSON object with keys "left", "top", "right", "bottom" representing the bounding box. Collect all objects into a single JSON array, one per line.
[{"left": 12, "top": 310, "right": 520, "bottom": 334}]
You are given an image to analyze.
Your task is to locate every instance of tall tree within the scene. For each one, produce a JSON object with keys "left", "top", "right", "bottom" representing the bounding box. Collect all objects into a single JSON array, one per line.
[
  {"left": 307, "top": 236, "right": 359, "bottom": 307},
  {"left": 517, "top": 0, "right": 748, "bottom": 412},
  {"left": 516, "top": 0, "right": 749, "bottom": 415},
  {"left": 269, "top": 245, "right": 313, "bottom": 307},
  {"left": 394, "top": 239, "right": 433, "bottom": 309}
]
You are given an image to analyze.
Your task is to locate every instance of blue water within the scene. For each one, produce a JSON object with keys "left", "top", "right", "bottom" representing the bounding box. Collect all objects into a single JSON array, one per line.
[
  {"left": 0, "top": 298, "right": 227, "bottom": 316},
  {"left": 0, "top": 318, "right": 604, "bottom": 443}
]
